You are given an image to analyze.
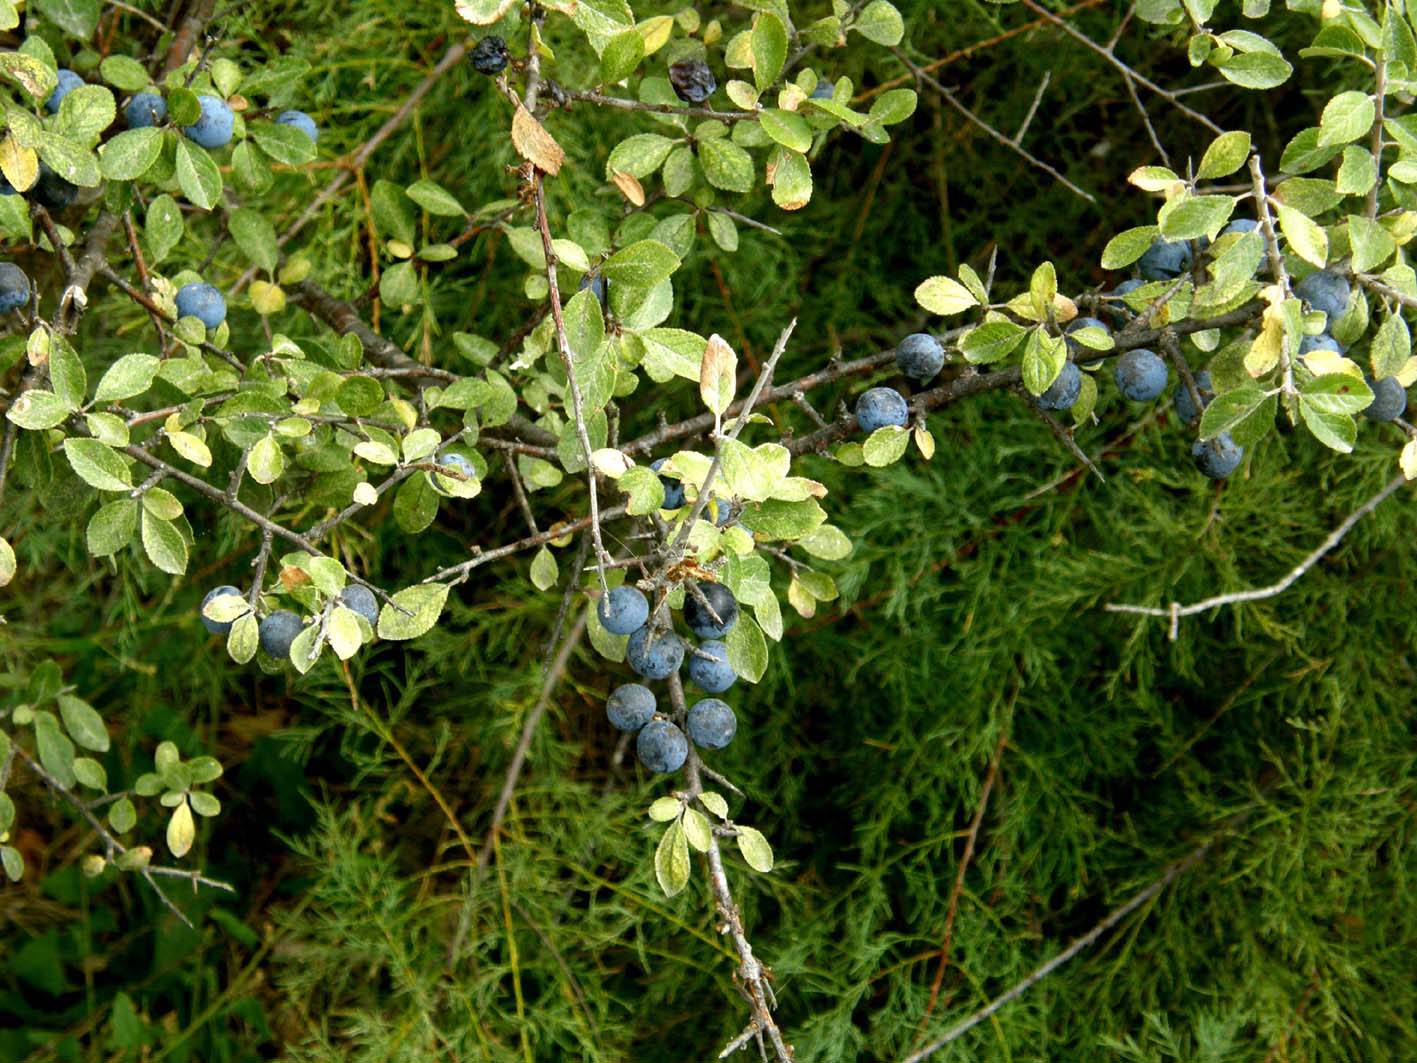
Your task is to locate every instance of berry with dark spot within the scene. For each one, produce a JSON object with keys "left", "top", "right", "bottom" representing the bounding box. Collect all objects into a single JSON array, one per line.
[
  {"left": 669, "top": 59, "right": 716, "bottom": 103},
  {"left": 607, "top": 683, "right": 656, "bottom": 733},
  {"left": 471, "top": 36, "right": 510, "bottom": 75},
  {"left": 598, "top": 585, "right": 650, "bottom": 636},
  {"left": 684, "top": 582, "right": 738, "bottom": 639},
  {"left": 687, "top": 698, "right": 737, "bottom": 749},
  {"left": 636, "top": 719, "right": 688, "bottom": 773},
  {"left": 1191, "top": 434, "right": 1244, "bottom": 479},
  {"left": 626, "top": 626, "right": 685, "bottom": 680}
]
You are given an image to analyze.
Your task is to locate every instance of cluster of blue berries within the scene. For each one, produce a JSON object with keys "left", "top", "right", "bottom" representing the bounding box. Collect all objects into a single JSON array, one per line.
[
  {"left": 600, "top": 580, "right": 741, "bottom": 773},
  {"left": 118, "top": 76, "right": 319, "bottom": 150},
  {"left": 200, "top": 584, "right": 379, "bottom": 660}
]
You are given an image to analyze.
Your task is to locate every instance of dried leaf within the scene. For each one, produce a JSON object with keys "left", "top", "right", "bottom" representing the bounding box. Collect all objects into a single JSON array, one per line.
[
  {"left": 611, "top": 168, "right": 645, "bottom": 206},
  {"left": 700, "top": 334, "right": 738, "bottom": 416},
  {"left": 512, "top": 105, "right": 564, "bottom": 175}
]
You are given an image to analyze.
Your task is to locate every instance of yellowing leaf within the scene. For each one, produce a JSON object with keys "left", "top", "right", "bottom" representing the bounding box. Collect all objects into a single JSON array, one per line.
[
  {"left": 700, "top": 333, "right": 738, "bottom": 416},
  {"left": 914, "top": 275, "right": 977, "bottom": 316}
]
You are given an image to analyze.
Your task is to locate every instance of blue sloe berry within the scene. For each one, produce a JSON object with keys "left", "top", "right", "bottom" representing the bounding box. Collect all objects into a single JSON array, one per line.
[
  {"left": 470, "top": 36, "right": 510, "bottom": 75},
  {"left": 636, "top": 719, "right": 688, "bottom": 773},
  {"left": 1114, "top": 348, "right": 1168, "bottom": 401},
  {"left": 33, "top": 164, "right": 77, "bottom": 211},
  {"left": 183, "top": 95, "right": 235, "bottom": 149},
  {"left": 258, "top": 609, "right": 304, "bottom": 658},
  {"left": 1064, "top": 316, "right": 1111, "bottom": 352},
  {"left": 124, "top": 92, "right": 167, "bottom": 128},
  {"left": 598, "top": 585, "right": 650, "bottom": 636},
  {"left": 1363, "top": 375, "right": 1408, "bottom": 422},
  {"left": 687, "top": 639, "right": 736, "bottom": 694},
  {"left": 684, "top": 582, "right": 738, "bottom": 639},
  {"left": 578, "top": 273, "right": 607, "bottom": 308},
  {"left": 855, "top": 387, "right": 908, "bottom": 433},
  {"left": 650, "top": 458, "right": 686, "bottom": 509},
  {"left": 276, "top": 110, "right": 318, "bottom": 143},
  {"left": 895, "top": 333, "right": 944, "bottom": 381},
  {"left": 1298, "top": 333, "right": 1343, "bottom": 355},
  {"left": 687, "top": 698, "right": 737, "bottom": 750},
  {"left": 607, "top": 683, "right": 656, "bottom": 733},
  {"left": 1174, "top": 369, "right": 1214, "bottom": 425},
  {"left": 1138, "top": 239, "right": 1193, "bottom": 280},
  {"left": 339, "top": 584, "right": 379, "bottom": 626},
  {"left": 1034, "top": 361, "right": 1081, "bottom": 412},
  {"left": 1220, "top": 218, "right": 1259, "bottom": 236},
  {"left": 1294, "top": 270, "right": 1350, "bottom": 322},
  {"left": 46, "top": 69, "right": 83, "bottom": 113},
  {"left": 1191, "top": 434, "right": 1244, "bottom": 479},
  {"left": 669, "top": 59, "right": 716, "bottom": 103},
  {"left": 175, "top": 281, "right": 226, "bottom": 328},
  {"left": 0, "top": 263, "right": 30, "bottom": 314},
  {"left": 201, "top": 585, "right": 243, "bottom": 635},
  {"left": 626, "top": 626, "right": 684, "bottom": 680}
]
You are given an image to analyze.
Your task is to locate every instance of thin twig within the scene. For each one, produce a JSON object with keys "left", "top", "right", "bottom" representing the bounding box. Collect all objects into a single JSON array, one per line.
[
  {"left": 561, "top": 89, "right": 755, "bottom": 122},
  {"left": 901, "top": 834, "right": 1224, "bottom": 1062},
  {"left": 1106, "top": 474, "right": 1407, "bottom": 636}
]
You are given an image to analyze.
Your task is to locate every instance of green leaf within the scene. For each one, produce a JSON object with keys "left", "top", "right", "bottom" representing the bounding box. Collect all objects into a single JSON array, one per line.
[
  {"left": 750, "top": 11, "right": 788, "bottom": 91},
  {"left": 853, "top": 0, "right": 904, "bottom": 45},
  {"left": 1335, "top": 146, "right": 1377, "bottom": 196},
  {"left": 915, "top": 276, "right": 977, "bottom": 316},
  {"left": 601, "top": 28, "right": 645, "bottom": 83},
  {"left": 94, "top": 353, "right": 160, "bottom": 403},
  {"left": 961, "top": 320, "right": 1025, "bottom": 364},
  {"left": 63, "top": 438, "right": 132, "bottom": 491},
  {"left": 1300, "top": 372, "right": 1373, "bottom": 416},
  {"left": 699, "top": 791, "right": 729, "bottom": 819},
  {"left": 724, "top": 613, "right": 768, "bottom": 683},
  {"left": 140, "top": 511, "right": 188, "bottom": 574},
  {"left": 1348, "top": 214, "right": 1395, "bottom": 274},
  {"left": 0, "top": 535, "right": 12, "bottom": 587},
  {"left": 654, "top": 819, "right": 691, "bottom": 897},
  {"left": 56, "top": 84, "right": 115, "bottom": 145},
  {"left": 760, "top": 109, "right": 812, "bottom": 153},
  {"left": 34, "top": 0, "right": 99, "bottom": 37},
  {"left": 1298, "top": 401, "right": 1356, "bottom": 453},
  {"left": 58, "top": 693, "right": 108, "bottom": 752},
  {"left": 379, "top": 260, "right": 419, "bottom": 306},
  {"left": 1198, "top": 384, "right": 1269, "bottom": 441},
  {"left": 1280, "top": 128, "right": 1341, "bottom": 175},
  {"left": 48, "top": 339, "right": 85, "bottom": 409},
  {"left": 529, "top": 546, "right": 558, "bottom": 591},
  {"left": 72, "top": 756, "right": 106, "bottom": 791},
  {"left": 1158, "top": 194, "right": 1235, "bottom": 241},
  {"left": 683, "top": 807, "right": 712, "bottom": 852},
  {"left": 601, "top": 239, "right": 681, "bottom": 289},
  {"left": 35, "top": 711, "right": 77, "bottom": 790},
  {"left": 768, "top": 148, "right": 812, "bottom": 210},
  {"left": 247, "top": 434, "right": 285, "bottom": 485},
  {"left": 108, "top": 796, "right": 136, "bottom": 833},
  {"left": 0, "top": 846, "right": 22, "bottom": 882},
  {"left": 648, "top": 796, "right": 682, "bottom": 822},
  {"left": 174, "top": 138, "right": 222, "bottom": 209},
  {"left": 605, "top": 134, "right": 676, "bottom": 180},
  {"left": 99, "top": 55, "right": 149, "bottom": 92},
  {"left": 1196, "top": 130, "right": 1251, "bottom": 179},
  {"left": 0, "top": 792, "right": 12, "bottom": 835},
  {"left": 377, "top": 583, "right": 450, "bottom": 640},
  {"left": 250, "top": 121, "right": 317, "bottom": 165},
  {"left": 1318, "top": 90, "right": 1376, "bottom": 148},
  {"left": 229, "top": 208, "right": 279, "bottom": 272},
  {"left": 1021, "top": 329, "right": 1068, "bottom": 397},
  {"left": 867, "top": 89, "right": 917, "bottom": 126},
  {"left": 1214, "top": 50, "right": 1292, "bottom": 90},
  {"left": 405, "top": 179, "right": 466, "bottom": 217},
  {"left": 38, "top": 131, "right": 99, "bottom": 187},
  {"left": 99, "top": 126, "right": 163, "bottom": 181},
  {"left": 87, "top": 498, "right": 137, "bottom": 556},
  {"left": 1101, "top": 226, "right": 1160, "bottom": 269},
  {"left": 618, "top": 464, "right": 666, "bottom": 514},
  {"left": 698, "top": 137, "right": 754, "bottom": 193},
  {"left": 1275, "top": 204, "right": 1327, "bottom": 268},
  {"left": 735, "top": 824, "right": 774, "bottom": 872},
  {"left": 797, "top": 524, "right": 853, "bottom": 560},
  {"left": 862, "top": 425, "right": 911, "bottom": 467},
  {"left": 167, "top": 799, "right": 195, "bottom": 858},
  {"left": 145, "top": 195, "right": 183, "bottom": 264},
  {"left": 1371, "top": 311, "right": 1411, "bottom": 379}
]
